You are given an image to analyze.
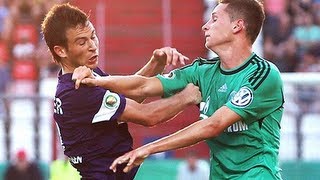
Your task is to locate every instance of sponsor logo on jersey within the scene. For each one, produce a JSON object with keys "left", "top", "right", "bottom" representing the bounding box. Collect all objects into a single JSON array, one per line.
[
  {"left": 218, "top": 83, "right": 228, "bottom": 92},
  {"left": 231, "top": 86, "right": 253, "bottom": 108},
  {"left": 162, "top": 71, "right": 176, "bottom": 79},
  {"left": 104, "top": 94, "right": 118, "bottom": 109}
]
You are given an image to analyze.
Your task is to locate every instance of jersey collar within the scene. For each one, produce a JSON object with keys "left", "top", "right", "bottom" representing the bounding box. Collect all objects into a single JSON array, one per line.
[{"left": 219, "top": 52, "right": 256, "bottom": 75}]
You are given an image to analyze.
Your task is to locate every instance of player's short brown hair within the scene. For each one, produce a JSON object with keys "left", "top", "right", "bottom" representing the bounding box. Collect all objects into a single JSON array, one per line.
[
  {"left": 219, "top": 0, "right": 265, "bottom": 44},
  {"left": 41, "top": 3, "right": 89, "bottom": 63}
]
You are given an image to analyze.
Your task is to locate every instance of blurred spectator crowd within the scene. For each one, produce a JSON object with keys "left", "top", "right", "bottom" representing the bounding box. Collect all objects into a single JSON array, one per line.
[
  {"left": 264, "top": 0, "right": 320, "bottom": 72},
  {"left": 0, "top": 0, "right": 320, "bottom": 97},
  {"left": 0, "top": 0, "right": 64, "bottom": 97}
]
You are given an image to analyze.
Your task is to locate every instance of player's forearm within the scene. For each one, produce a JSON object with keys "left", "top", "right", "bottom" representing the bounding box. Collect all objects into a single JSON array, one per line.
[
  {"left": 144, "top": 107, "right": 238, "bottom": 154},
  {"left": 135, "top": 55, "right": 166, "bottom": 77},
  {"left": 96, "top": 75, "right": 156, "bottom": 98},
  {"left": 119, "top": 93, "right": 192, "bottom": 126},
  {"left": 144, "top": 120, "right": 214, "bottom": 154},
  {"left": 142, "top": 91, "right": 196, "bottom": 126}
]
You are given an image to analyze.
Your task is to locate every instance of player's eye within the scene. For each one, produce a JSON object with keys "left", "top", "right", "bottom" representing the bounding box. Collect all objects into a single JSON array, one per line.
[
  {"left": 78, "top": 40, "right": 86, "bottom": 46},
  {"left": 213, "top": 17, "right": 217, "bottom": 22}
]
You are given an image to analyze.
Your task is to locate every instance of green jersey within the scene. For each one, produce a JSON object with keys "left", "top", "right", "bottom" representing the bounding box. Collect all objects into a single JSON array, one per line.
[{"left": 157, "top": 53, "right": 284, "bottom": 179}]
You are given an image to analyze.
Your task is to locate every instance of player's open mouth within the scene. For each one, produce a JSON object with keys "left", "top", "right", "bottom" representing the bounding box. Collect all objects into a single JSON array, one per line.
[{"left": 89, "top": 55, "right": 98, "bottom": 62}]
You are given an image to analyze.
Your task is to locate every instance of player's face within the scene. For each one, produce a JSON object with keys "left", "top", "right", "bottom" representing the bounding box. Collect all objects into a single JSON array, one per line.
[
  {"left": 202, "top": 4, "right": 234, "bottom": 51},
  {"left": 65, "top": 21, "right": 99, "bottom": 70}
]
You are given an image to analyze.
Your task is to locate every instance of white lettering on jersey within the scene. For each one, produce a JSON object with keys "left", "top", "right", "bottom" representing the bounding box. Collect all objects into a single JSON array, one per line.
[
  {"left": 53, "top": 97, "right": 63, "bottom": 115},
  {"left": 199, "top": 96, "right": 210, "bottom": 120},
  {"left": 70, "top": 156, "right": 83, "bottom": 164},
  {"left": 92, "top": 90, "right": 121, "bottom": 123},
  {"left": 224, "top": 121, "right": 248, "bottom": 133},
  {"left": 231, "top": 87, "right": 253, "bottom": 108}
]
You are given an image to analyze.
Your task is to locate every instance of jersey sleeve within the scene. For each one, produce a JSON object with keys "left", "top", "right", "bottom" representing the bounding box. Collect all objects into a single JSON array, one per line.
[
  {"left": 156, "top": 60, "right": 200, "bottom": 98},
  {"left": 225, "top": 63, "right": 284, "bottom": 125},
  {"left": 91, "top": 90, "right": 126, "bottom": 123},
  {"left": 60, "top": 86, "right": 126, "bottom": 124}
]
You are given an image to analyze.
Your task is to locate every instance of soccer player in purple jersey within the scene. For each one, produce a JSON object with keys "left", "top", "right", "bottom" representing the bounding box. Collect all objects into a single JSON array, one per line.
[
  {"left": 41, "top": 3, "right": 201, "bottom": 179},
  {"left": 74, "top": 0, "right": 284, "bottom": 179}
]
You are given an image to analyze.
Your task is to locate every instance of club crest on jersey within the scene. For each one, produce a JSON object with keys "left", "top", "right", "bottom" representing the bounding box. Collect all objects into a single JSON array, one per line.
[
  {"left": 104, "top": 94, "right": 118, "bottom": 109},
  {"left": 231, "top": 87, "right": 253, "bottom": 108},
  {"left": 162, "top": 71, "right": 176, "bottom": 79}
]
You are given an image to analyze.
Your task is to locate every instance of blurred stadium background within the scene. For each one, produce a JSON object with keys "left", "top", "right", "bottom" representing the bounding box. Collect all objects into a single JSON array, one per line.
[{"left": 0, "top": 0, "right": 319, "bottom": 179}]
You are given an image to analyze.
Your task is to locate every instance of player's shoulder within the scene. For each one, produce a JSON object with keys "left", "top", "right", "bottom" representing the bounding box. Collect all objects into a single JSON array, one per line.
[
  {"left": 179, "top": 57, "right": 219, "bottom": 70},
  {"left": 56, "top": 78, "right": 105, "bottom": 100},
  {"left": 249, "top": 54, "right": 281, "bottom": 74},
  {"left": 247, "top": 54, "right": 282, "bottom": 89}
]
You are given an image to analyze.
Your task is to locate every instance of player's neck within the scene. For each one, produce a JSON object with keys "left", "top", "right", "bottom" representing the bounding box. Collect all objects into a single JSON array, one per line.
[
  {"left": 218, "top": 45, "right": 252, "bottom": 70},
  {"left": 60, "top": 63, "right": 75, "bottom": 75}
]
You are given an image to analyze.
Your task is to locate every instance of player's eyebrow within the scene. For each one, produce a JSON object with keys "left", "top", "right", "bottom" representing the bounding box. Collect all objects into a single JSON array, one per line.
[
  {"left": 212, "top": 12, "right": 218, "bottom": 17},
  {"left": 74, "top": 36, "right": 86, "bottom": 43},
  {"left": 74, "top": 30, "right": 95, "bottom": 43}
]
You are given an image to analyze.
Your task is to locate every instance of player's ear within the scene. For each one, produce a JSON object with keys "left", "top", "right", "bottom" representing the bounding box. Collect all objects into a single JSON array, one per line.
[
  {"left": 54, "top": 45, "right": 67, "bottom": 58},
  {"left": 232, "top": 19, "right": 244, "bottom": 33}
]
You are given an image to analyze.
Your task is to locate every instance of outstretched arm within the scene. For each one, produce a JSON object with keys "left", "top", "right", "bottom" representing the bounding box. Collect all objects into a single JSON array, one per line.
[
  {"left": 117, "top": 83, "right": 201, "bottom": 126},
  {"left": 80, "top": 75, "right": 163, "bottom": 99},
  {"left": 110, "top": 106, "right": 241, "bottom": 173},
  {"left": 72, "top": 47, "right": 189, "bottom": 94}
]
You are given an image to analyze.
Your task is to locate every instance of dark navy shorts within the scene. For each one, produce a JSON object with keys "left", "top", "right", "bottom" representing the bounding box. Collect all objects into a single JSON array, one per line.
[
  {"left": 80, "top": 165, "right": 139, "bottom": 180},
  {"left": 71, "top": 154, "right": 139, "bottom": 180}
]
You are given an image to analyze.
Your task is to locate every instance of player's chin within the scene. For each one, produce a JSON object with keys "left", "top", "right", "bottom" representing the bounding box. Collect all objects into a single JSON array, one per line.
[
  {"left": 204, "top": 42, "right": 213, "bottom": 50},
  {"left": 86, "top": 61, "right": 99, "bottom": 69}
]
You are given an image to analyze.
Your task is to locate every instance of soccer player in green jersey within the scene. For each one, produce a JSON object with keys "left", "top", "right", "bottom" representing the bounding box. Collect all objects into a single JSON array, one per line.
[{"left": 73, "top": 0, "right": 284, "bottom": 179}]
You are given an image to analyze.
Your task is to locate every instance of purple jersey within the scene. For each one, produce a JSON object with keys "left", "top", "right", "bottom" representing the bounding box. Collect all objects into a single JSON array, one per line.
[{"left": 53, "top": 68, "right": 137, "bottom": 179}]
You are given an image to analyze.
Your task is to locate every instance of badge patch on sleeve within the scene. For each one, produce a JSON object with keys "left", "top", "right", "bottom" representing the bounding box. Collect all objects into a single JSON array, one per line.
[
  {"left": 104, "top": 92, "right": 120, "bottom": 109},
  {"left": 92, "top": 91, "right": 121, "bottom": 123},
  {"left": 231, "top": 87, "right": 253, "bottom": 108}
]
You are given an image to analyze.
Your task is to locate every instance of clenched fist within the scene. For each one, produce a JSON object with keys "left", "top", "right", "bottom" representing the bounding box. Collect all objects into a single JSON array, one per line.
[{"left": 179, "top": 83, "right": 202, "bottom": 105}]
